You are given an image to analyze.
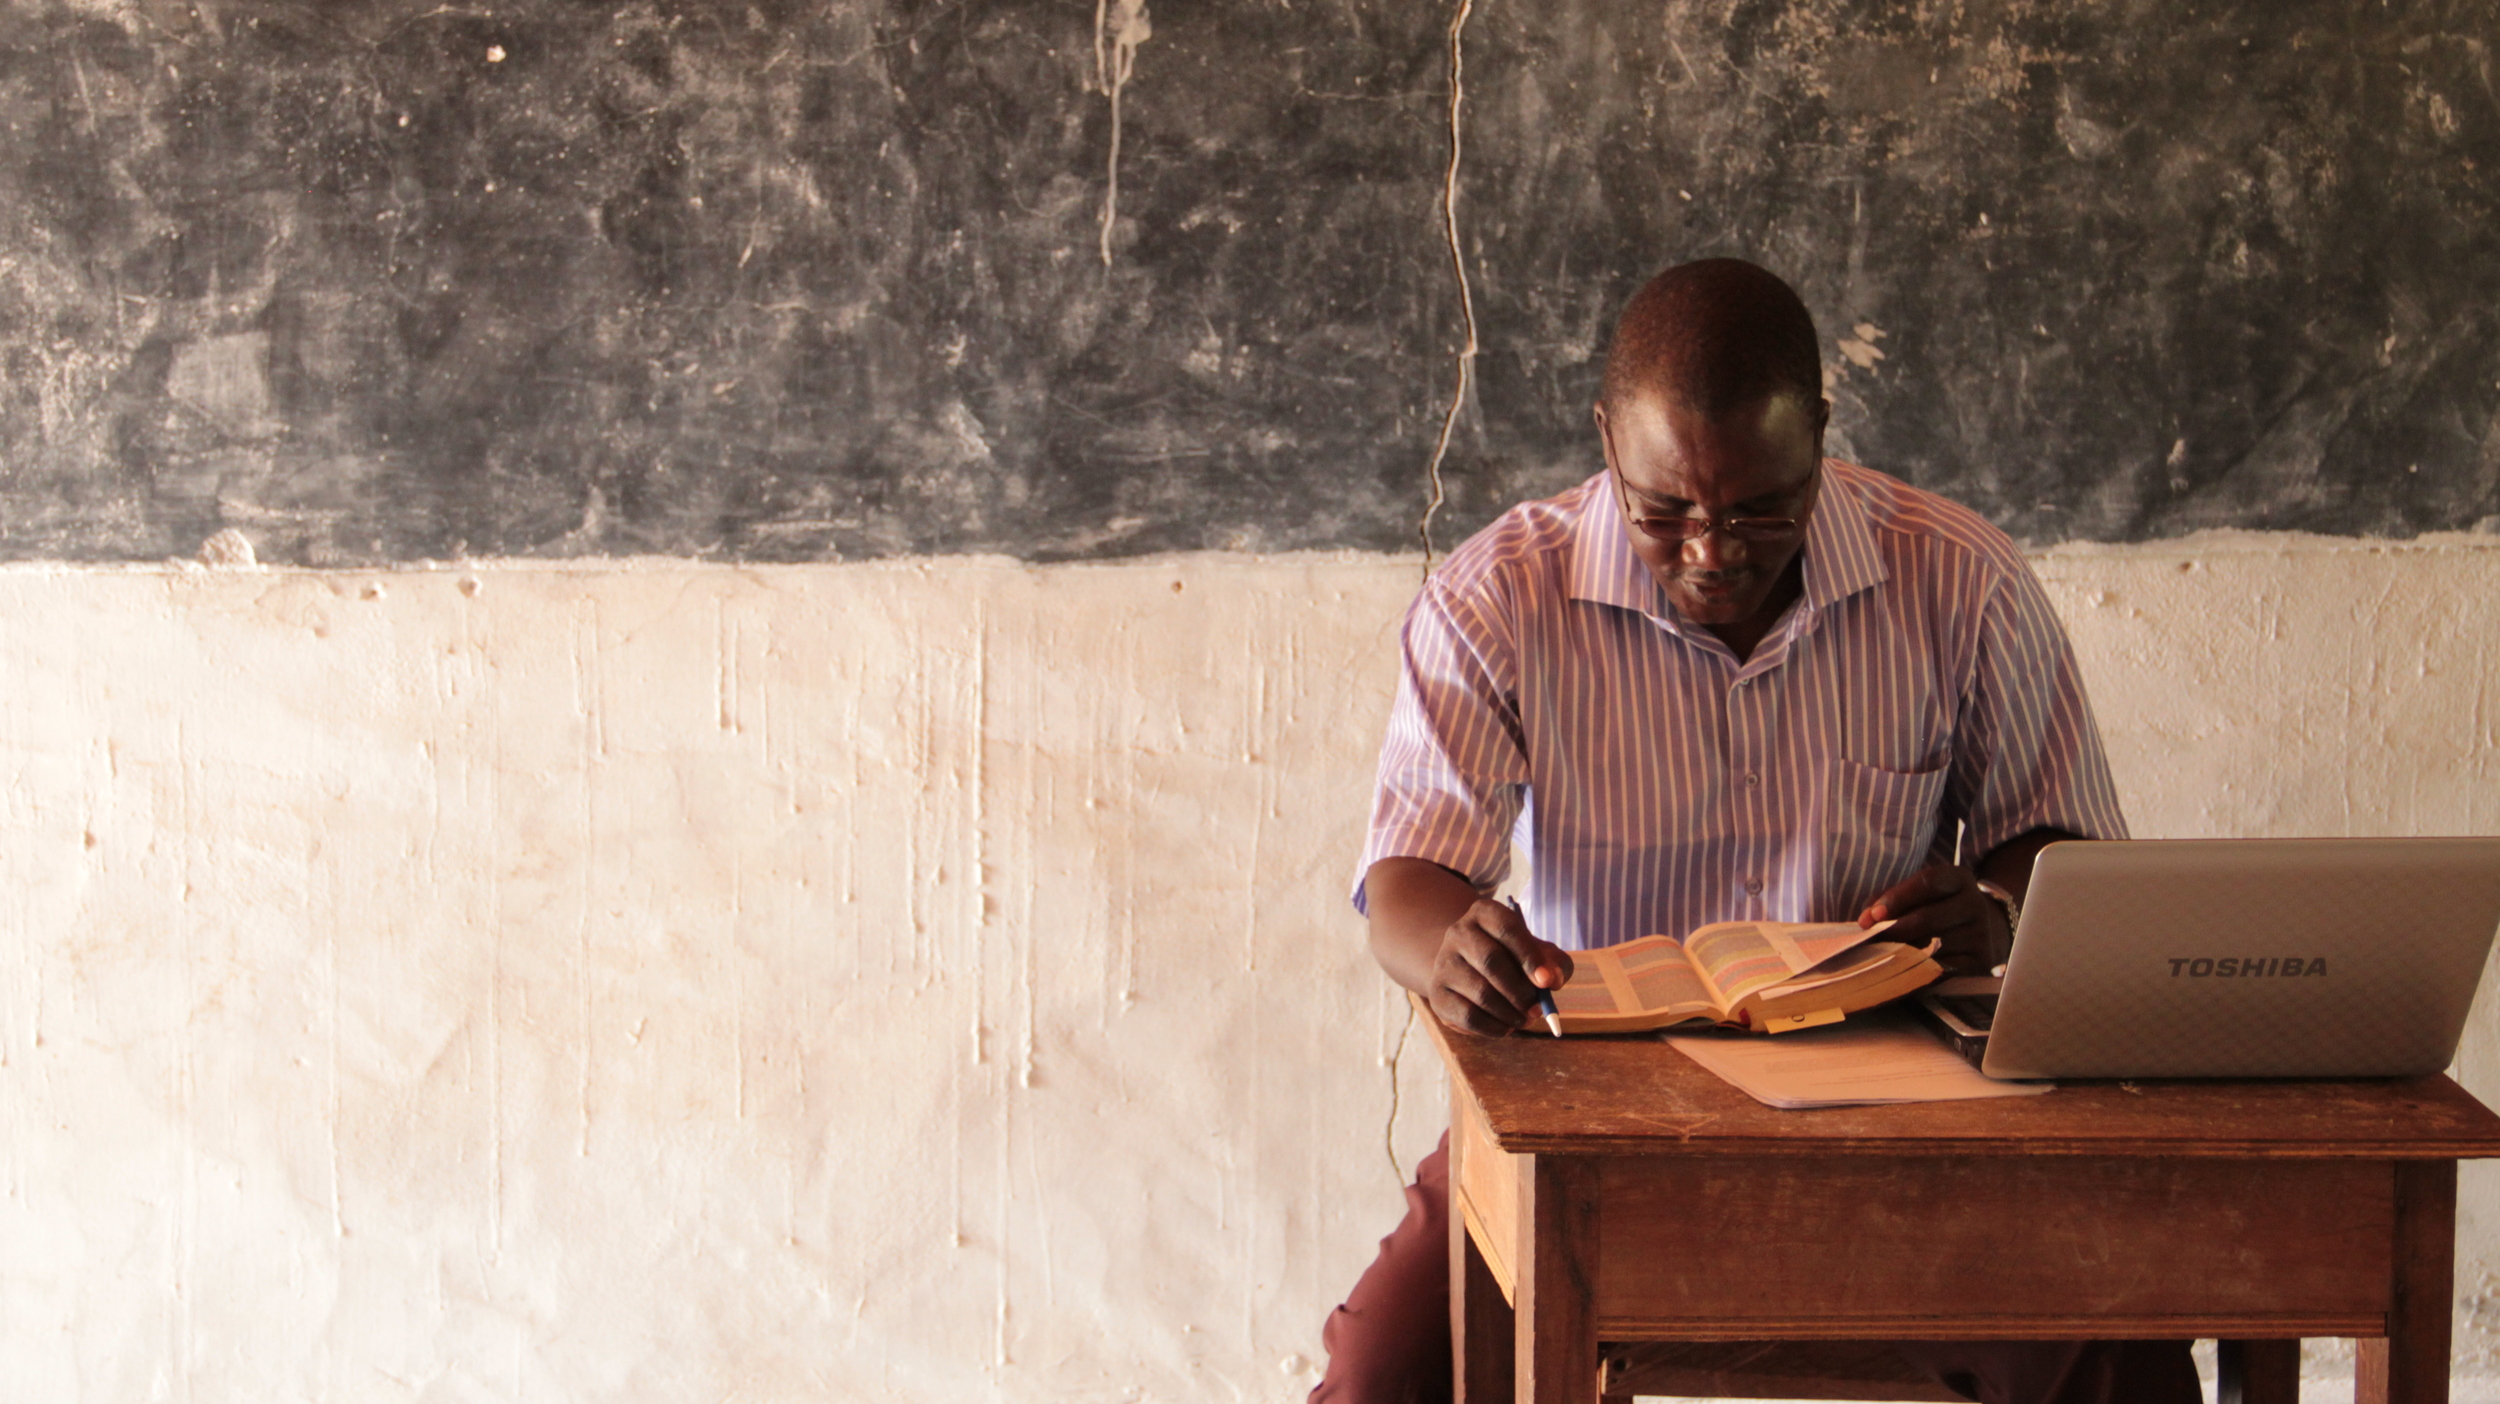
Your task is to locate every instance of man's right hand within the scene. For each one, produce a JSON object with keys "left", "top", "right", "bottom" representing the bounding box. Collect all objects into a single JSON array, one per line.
[
  {"left": 1423, "top": 898, "right": 1576, "bottom": 1036},
  {"left": 1363, "top": 858, "right": 1574, "bottom": 1037}
]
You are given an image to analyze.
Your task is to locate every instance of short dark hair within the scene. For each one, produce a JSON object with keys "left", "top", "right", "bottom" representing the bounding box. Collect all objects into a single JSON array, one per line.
[{"left": 1599, "top": 258, "right": 1824, "bottom": 417}]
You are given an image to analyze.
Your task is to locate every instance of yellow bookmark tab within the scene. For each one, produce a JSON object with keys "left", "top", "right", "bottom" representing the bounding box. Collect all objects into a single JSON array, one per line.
[{"left": 1759, "top": 1008, "right": 1845, "bottom": 1035}]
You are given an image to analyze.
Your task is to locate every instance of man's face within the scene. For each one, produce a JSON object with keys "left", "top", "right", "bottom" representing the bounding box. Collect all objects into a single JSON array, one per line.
[{"left": 1594, "top": 389, "right": 1827, "bottom": 636}]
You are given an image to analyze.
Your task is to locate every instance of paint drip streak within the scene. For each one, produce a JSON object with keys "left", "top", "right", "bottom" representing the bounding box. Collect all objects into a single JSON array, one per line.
[{"left": 1095, "top": 0, "right": 1152, "bottom": 267}]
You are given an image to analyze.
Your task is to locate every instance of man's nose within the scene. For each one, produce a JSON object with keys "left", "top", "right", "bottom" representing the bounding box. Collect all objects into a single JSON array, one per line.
[{"left": 1680, "top": 523, "right": 1748, "bottom": 569}]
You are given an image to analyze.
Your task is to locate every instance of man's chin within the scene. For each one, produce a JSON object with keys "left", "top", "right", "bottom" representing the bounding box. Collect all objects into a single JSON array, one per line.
[{"left": 1668, "top": 583, "right": 1764, "bottom": 625}]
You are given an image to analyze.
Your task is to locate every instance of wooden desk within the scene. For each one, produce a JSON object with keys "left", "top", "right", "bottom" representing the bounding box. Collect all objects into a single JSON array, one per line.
[{"left": 1425, "top": 1007, "right": 2500, "bottom": 1404}]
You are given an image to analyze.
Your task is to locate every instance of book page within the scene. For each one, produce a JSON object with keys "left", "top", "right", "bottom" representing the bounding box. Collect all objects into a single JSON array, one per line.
[
  {"left": 1786, "top": 919, "right": 1892, "bottom": 968},
  {"left": 1683, "top": 920, "right": 1889, "bottom": 1004},
  {"left": 1763, "top": 939, "right": 1922, "bottom": 998},
  {"left": 1614, "top": 935, "right": 1717, "bottom": 1015},
  {"left": 1550, "top": 935, "right": 1718, "bottom": 1021}
]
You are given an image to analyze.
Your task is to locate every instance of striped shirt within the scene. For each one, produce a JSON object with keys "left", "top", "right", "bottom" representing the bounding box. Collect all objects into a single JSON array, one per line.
[{"left": 1357, "top": 461, "right": 2127, "bottom": 952}]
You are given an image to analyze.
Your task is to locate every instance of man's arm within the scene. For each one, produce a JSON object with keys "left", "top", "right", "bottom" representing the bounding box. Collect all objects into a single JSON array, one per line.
[
  {"left": 1857, "top": 825, "right": 2080, "bottom": 973},
  {"left": 1367, "top": 857, "right": 1574, "bottom": 1037},
  {"left": 1975, "top": 826, "right": 2069, "bottom": 905}
]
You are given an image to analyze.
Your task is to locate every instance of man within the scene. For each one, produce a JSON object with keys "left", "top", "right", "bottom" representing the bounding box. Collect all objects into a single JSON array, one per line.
[{"left": 1313, "top": 260, "right": 2198, "bottom": 1404}]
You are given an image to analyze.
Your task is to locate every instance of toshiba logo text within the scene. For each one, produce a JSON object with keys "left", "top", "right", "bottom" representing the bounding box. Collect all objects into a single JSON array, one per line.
[{"left": 2166, "top": 957, "right": 2327, "bottom": 978}]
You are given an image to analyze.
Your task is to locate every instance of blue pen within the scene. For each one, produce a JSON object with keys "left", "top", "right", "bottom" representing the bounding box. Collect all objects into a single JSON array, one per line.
[{"left": 1509, "top": 898, "right": 1564, "bottom": 1037}]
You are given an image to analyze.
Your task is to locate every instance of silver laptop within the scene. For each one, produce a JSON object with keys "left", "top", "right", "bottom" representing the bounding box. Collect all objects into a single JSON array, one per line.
[{"left": 1977, "top": 837, "right": 2500, "bottom": 1080}]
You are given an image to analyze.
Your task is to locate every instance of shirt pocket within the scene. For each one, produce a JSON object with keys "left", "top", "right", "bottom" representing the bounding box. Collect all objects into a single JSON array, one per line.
[{"left": 1821, "top": 756, "right": 1950, "bottom": 918}]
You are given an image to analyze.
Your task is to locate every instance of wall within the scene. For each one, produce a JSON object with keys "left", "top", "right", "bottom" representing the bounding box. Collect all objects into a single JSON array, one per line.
[
  {"left": 6, "top": 533, "right": 2500, "bottom": 1402},
  {"left": 6, "top": 3, "right": 2497, "bottom": 1401}
]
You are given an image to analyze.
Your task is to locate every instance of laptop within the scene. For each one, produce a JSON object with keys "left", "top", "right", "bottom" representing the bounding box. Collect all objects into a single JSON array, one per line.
[{"left": 1912, "top": 838, "right": 2500, "bottom": 1080}]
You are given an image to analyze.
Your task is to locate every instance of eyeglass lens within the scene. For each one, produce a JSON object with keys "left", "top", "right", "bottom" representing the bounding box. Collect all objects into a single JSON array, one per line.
[{"left": 1630, "top": 516, "right": 1802, "bottom": 542}]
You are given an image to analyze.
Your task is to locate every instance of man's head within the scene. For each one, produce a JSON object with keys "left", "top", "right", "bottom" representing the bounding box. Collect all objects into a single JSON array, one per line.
[{"left": 1594, "top": 259, "right": 1829, "bottom": 651}]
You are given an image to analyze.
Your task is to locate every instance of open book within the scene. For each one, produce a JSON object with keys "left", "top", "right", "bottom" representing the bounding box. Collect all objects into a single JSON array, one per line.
[{"left": 1546, "top": 919, "right": 1942, "bottom": 1035}]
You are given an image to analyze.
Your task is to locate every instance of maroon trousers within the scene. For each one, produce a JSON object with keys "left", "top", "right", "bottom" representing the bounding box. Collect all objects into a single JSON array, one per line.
[{"left": 1311, "top": 1135, "right": 2203, "bottom": 1404}]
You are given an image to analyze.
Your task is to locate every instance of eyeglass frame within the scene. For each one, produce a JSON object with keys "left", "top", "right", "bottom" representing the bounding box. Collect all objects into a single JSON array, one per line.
[{"left": 1607, "top": 460, "right": 1821, "bottom": 545}]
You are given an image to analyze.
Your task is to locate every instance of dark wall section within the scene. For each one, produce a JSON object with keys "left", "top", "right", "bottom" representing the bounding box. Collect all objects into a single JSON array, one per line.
[{"left": 0, "top": 0, "right": 2493, "bottom": 564}]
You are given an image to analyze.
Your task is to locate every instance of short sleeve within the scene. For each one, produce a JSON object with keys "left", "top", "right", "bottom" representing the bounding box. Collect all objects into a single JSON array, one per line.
[
  {"left": 1352, "top": 579, "right": 1531, "bottom": 913},
  {"left": 1947, "top": 562, "right": 2130, "bottom": 862}
]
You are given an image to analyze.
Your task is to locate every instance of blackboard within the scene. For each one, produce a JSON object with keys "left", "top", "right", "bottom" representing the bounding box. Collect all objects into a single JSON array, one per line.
[{"left": 1, "top": 0, "right": 2493, "bottom": 565}]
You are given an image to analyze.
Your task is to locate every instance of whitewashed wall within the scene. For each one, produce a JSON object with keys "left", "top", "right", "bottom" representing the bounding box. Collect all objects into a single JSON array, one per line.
[{"left": 3, "top": 532, "right": 2498, "bottom": 1402}]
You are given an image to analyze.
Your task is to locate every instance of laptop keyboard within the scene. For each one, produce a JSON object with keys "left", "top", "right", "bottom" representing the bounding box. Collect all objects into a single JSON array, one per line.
[{"left": 1933, "top": 994, "right": 1998, "bottom": 1032}]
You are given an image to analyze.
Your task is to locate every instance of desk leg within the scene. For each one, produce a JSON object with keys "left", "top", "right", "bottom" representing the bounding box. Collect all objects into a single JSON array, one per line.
[
  {"left": 2358, "top": 1161, "right": 2456, "bottom": 1404},
  {"left": 2217, "top": 1339, "right": 2300, "bottom": 1404},
  {"left": 1453, "top": 1202, "right": 1515, "bottom": 1404},
  {"left": 1515, "top": 1154, "right": 1600, "bottom": 1404}
]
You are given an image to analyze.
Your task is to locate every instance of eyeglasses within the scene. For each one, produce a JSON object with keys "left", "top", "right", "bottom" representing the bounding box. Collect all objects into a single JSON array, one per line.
[{"left": 1611, "top": 466, "right": 1817, "bottom": 544}]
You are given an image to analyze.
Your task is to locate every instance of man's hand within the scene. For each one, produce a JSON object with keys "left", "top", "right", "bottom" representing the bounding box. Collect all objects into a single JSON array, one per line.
[
  {"left": 1856, "top": 862, "right": 2008, "bottom": 974},
  {"left": 1422, "top": 900, "right": 1576, "bottom": 1037},
  {"left": 1363, "top": 858, "right": 1574, "bottom": 1037},
  {"left": 1856, "top": 829, "right": 2081, "bottom": 974}
]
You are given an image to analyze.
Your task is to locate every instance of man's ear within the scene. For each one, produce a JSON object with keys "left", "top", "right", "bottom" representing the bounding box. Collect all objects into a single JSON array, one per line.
[{"left": 1592, "top": 400, "right": 1617, "bottom": 472}]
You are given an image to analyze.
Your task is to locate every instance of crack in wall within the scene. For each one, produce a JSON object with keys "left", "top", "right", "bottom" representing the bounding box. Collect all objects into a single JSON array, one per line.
[
  {"left": 1095, "top": 0, "right": 1153, "bottom": 267},
  {"left": 1417, "top": 0, "right": 1480, "bottom": 574}
]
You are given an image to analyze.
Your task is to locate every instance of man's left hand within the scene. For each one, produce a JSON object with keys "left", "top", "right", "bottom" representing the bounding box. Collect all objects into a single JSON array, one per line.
[{"left": 1856, "top": 863, "right": 2007, "bottom": 973}]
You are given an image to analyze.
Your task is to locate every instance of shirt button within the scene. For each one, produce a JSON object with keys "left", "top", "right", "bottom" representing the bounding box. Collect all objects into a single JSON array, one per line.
[
  {"left": 1744, "top": 772, "right": 1760, "bottom": 787},
  {"left": 1745, "top": 878, "right": 1763, "bottom": 895}
]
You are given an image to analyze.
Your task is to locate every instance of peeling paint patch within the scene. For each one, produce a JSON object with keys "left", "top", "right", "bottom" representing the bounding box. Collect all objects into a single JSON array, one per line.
[
  {"left": 195, "top": 527, "right": 258, "bottom": 568},
  {"left": 1836, "top": 322, "right": 1888, "bottom": 374}
]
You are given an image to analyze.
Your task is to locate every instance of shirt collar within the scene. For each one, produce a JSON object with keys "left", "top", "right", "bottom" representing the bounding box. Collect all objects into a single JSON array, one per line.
[{"left": 1564, "top": 460, "right": 1890, "bottom": 621}]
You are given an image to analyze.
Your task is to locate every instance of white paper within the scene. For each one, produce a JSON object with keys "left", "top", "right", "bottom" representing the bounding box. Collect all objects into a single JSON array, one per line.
[{"left": 1665, "top": 1013, "right": 2054, "bottom": 1109}]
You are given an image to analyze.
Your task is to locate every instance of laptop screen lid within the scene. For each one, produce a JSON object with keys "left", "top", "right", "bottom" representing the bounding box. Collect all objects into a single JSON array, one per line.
[{"left": 1981, "top": 837, "right": 2500, "bottom": 1080}]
